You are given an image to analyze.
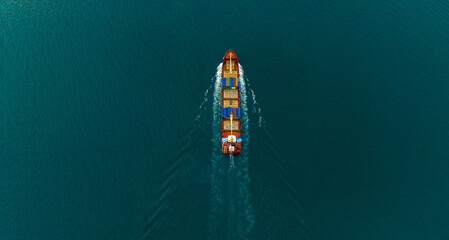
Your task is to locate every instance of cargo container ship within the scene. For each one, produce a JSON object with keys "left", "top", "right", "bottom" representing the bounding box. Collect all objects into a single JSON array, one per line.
[{"left": 221, "top": 49, "right": 241, "bottom": 155}]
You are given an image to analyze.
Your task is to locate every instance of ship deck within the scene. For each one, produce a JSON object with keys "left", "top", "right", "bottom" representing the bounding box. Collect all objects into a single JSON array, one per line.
[{"left": 221, "top": 49, "right": 241, "bottom": 154}]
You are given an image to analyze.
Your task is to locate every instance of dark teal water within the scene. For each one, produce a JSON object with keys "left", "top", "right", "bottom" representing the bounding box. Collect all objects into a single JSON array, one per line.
[{"left": 1, "top": 1, "right": 449, "bottom": 239}]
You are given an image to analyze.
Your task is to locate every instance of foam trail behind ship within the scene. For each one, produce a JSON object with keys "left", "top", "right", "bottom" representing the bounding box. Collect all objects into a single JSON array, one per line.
[{"left": 208, "top": 63, "right": 254, "bottom": 240}]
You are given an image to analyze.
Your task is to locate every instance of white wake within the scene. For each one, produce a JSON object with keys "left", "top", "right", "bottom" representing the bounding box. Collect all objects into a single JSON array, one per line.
[{"left": 208, "top": 63, "right": 255, "bottom": 240}]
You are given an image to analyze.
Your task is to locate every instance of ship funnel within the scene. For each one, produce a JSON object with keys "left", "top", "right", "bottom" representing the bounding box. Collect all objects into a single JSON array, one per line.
[{"left": 227, "top": 135, "right": 236, "bottom": 143}]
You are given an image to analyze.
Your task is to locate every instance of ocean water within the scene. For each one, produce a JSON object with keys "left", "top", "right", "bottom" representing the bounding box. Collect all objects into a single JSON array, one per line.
[{"left": 1, "top": 0, "right": 449, "bottom": 239}]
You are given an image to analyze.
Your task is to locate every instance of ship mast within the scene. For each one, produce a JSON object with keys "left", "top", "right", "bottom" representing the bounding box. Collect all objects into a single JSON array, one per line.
[
  {"left": 230, "top": 112, "right": 233, "bottom": 136},
  {"left": 229, "top": 52, "right": 232, "bottom": 76}
]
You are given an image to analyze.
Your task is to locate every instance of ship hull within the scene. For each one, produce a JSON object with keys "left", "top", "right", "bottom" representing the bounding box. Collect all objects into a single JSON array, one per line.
[{"left": 220, "top": 50, "right": 241, "bottom": 155}]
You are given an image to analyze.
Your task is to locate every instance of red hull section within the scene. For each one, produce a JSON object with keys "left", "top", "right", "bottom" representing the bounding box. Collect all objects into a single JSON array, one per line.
[{"left": 221, "top": 50, "right": 241, "bottom": 155}]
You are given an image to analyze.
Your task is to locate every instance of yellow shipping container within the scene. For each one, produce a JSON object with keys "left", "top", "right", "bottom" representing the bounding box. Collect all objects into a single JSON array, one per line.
[
  {"left": 223, "top": 120, "right": 239, "bottom": 131},
  {"left": 223, "top": 100, "right": 239, "bottom": 108},
  {"left": 223, "top": 89, "right": 238, "bottom": 99}
]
